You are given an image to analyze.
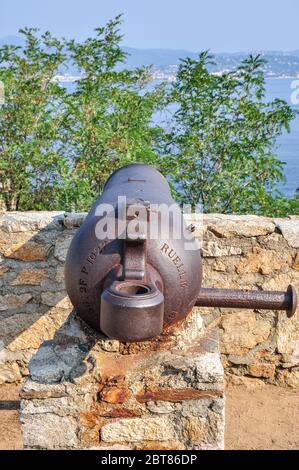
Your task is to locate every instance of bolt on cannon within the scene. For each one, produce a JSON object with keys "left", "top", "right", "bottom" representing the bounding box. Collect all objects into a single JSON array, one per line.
[{"left": 65, "top": 163, "right": 297, "bottom": 342}]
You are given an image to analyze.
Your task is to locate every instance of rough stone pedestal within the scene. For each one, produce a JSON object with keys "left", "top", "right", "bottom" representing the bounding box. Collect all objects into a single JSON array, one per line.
[{"left": 20, "top": 309, "right": 224, "bottom": 450}]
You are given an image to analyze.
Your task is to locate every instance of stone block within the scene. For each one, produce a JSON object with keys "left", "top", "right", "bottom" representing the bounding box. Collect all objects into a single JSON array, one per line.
[
  {"left": 247, "top": 363, "right": 276, "bottom": 378},
  {"left": 21, "top": 394, "right": 93, "bottom": 416},
  {"left": 236, "top": 247, "right": 289, "bottom": 275},
  {"left": 63, "top": 213, "right": 87, "bottom": 229},
  {"left": 54, "top": 234, "right": 73, "bottom": 262},
  {"left": 4, "top": 241, "right": 52, "bottom": 261},
  {"left": 202, "top": 241, "right": 242, "bottom": 257},
  {"left": 147, "top": 401, "right": 176, "bottom": 414},
  {"left": 0, "top": 266, "right": 9, "bottom": 277},
  {"left": 5, "top": 309, "right": 69, "bottom": 352},
  {"left": 28, "top": 342, "right": 88, "bottom": 384},
  {"left": 21, "top": 413, "right": 78, "bottom": 449},
  {"left": 275, "top": 218, "right": 299, "bottom": 248},
  {"left": 0, "top": 362, "right": 22, "bottom": 385},
  {"left": 277, "top": 311, "right": 299, "bottom": 356},
  {"left": 220, "top": 312, "right": 271, "bottom": 355},
  {"left": 204, "top": 214, "right": 275, "bottom": 238},
  {"left": 11, "top": 268, "right": 47, "bottom": 286},
  {"left": 0, "top": 293, "right": 32, "bottom": 311},
  {"left": 0, "top": 212, "right": 64, "bottom": 233},
  {"left": 101, "top": 416, "right": 176, "bottom": 443},
  {"left": 276, "top": 368, "right": 299, "bottom": 388},
  {"left": 41, "top": 291, "right": 72, "bottom": 309},
  {"left": 225, "top": 373, "right": 265, "bottom": 388}
]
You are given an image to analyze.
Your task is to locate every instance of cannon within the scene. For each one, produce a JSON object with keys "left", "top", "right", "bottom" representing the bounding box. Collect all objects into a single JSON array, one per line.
[{"left": 65, "top": 163, "right": 297, "bottom": 342}]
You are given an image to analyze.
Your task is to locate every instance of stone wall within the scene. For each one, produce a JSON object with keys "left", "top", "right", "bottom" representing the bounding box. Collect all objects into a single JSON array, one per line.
[
  {"left": 20, "top": 312, "right": 224, "bottom": 450},
  {"left": 0, "top": 211, "right": 298, "bottom": 387}
]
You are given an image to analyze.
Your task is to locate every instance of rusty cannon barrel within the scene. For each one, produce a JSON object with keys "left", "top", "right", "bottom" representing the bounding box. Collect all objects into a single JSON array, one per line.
[
  {"left": 65, "top": 163, "right": 297, "bottom": 342},
  {"left": 65, "top": 163, "right": 202, "bottom": 342}
]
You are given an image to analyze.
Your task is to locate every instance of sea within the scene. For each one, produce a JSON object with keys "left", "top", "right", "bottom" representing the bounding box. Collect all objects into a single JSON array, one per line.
[
  {"left": 265, "top": 78, "right": 299, "bottom": 197},
  {"left": 62, "top": 78, "right": 298, "bottom": 197}
]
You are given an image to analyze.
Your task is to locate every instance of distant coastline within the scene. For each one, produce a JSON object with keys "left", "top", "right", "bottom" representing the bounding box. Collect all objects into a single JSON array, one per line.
[
  {"left": 2, "top": 36, "right": 299, "bottom": 80},
  {"left": 53, "top": 73, "right": 299, "bottom": 83}
]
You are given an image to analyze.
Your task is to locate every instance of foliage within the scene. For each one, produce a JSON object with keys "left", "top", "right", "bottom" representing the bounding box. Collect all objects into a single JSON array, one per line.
[
  {"left": 0, "top": 28, "right": 67, "bottom": 210},
  {"left": 0, "top": 16, "right": 297, "bottom": 215},
  {"left": 166, "top": 51, "right": 298, "bottom": 214},
  {"left": 58, "top": 15, "right": 166, "bottom": 210},
  {"left": 259, "top": 189, "right": 299, "bottom": 217}
]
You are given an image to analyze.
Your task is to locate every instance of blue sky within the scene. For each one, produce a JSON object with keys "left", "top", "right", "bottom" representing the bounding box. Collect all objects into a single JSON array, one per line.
[{"left": 1, "top": 0, "right": 298, "bottom": 52}]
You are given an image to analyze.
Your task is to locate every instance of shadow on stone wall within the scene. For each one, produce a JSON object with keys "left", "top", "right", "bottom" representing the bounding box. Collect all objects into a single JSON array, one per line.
[
  {"left": 0, "top": 212, "right": 86, "bottom": 383},
  {"left": 27, "top": 310, "right": 102, "bottom": 384}
]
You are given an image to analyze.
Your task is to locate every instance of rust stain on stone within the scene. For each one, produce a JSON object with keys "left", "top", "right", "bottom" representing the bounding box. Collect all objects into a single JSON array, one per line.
[
  {"left": 100, "top": 386, "right": 130, "bottom": 404},
  {"left": 81, "top": 428, "right": 101, "bottom": 446},
  {"left": 95, "top": 352, "right": 134, "bottom": 379},
  {"left": 118, "top": 317, "right": 189, "bottom": 355},
  {"left": 136, "top": 388, "right": 223, "bottom": 403},
  {"left": 187, "top": 329, "right": 219, "bottom": 355},
  {"left": 79, "top": 411, "right": 101, "bottom": 429},
  {"left": 119, "top": 334, "right": 174, "bottom": 355},
  {"left": 106, "top": 375, "right": 126, "bottom": 385},
  {"left": 293, "top": 252, "right": 299, "bottom": 270},
  {"left": 99, "top": 407, "right": 141, "bottom": 418},
  {"left": 96, "top": 347, "right": 170, "bottom": 380},
  {"left": 79, "top": 411, "right": 108, "bottom": 447}
]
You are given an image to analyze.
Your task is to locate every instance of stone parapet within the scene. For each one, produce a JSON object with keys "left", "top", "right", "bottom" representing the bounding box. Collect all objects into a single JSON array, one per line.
[{"left": 0, "top": 211, "right": 298, "bottom": 387}]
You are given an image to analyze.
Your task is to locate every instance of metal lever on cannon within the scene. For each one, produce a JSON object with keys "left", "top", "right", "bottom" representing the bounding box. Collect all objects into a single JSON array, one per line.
[{"left": 195, "top": 285, "right": 297, "bottom": 318}]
